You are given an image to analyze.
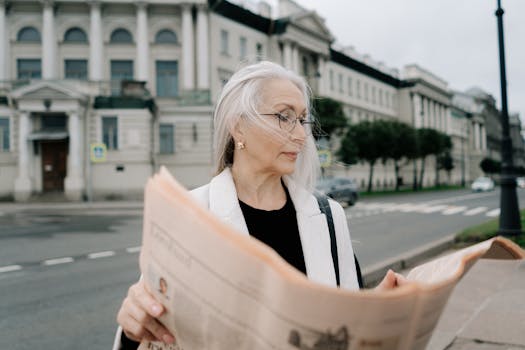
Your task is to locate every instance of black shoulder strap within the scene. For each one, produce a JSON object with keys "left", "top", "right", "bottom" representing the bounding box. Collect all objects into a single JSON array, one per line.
[
  {"left": 314, "top": 192, "right": 340, "bottom": 287},
  {"left": 314, "top": 192, "right": 364, "bottom": 289}
]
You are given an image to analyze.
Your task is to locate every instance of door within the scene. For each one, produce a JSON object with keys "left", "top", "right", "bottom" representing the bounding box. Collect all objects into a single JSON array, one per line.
[{"left": 41, "top": 141, "right": 68, "bottom": 192}]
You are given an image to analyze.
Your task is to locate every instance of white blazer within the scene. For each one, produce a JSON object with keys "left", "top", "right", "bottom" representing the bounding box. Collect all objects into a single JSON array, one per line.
[
  {"left": 191, "top": 168, "right": 360, "bottom": 290},
  {"left": 112, "top": 168, "right": 359, "bottom": 349}
]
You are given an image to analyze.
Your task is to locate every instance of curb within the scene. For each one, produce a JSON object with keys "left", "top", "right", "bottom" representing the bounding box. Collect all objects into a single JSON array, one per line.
[
  {"left": 0, "top": 201, "right": 143, "bottom": 214},
  {"left": 362, "top": 234, "right": 456, "bottom": 287}
]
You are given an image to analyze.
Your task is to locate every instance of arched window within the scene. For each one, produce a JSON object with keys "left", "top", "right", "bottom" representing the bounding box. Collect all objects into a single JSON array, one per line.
[
  {"left": 64, "top": 27, "right": 88, "bottom": 43},
  {"left": 155, "top": 29, "right": 178, "bottom": 44},
  {"left": 110, "top": 28, "right": 133, "bottom": 43},
  {"left": 17, "top": 27, "right": 41, "bottom": 42}
]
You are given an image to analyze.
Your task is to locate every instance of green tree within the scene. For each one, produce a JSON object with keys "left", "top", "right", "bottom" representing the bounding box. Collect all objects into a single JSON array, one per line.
[
  {"left": 438, "top": 152, "right": 455, "bottom": 184},
  {"left": 312, "top": 97, "right": 348, "bottom": 140},
  {"left": 434, "top": 133, "right": 453, "bottom": 187},
  {"left": 338, "top": 120, "right": 390, "bottom": 193},
  {"left": 416, "top": 128, "right": 442, "bottom": 189},
  {"left": 480, "top": 158, "right": 501, "bottom": 175},
  {"left": 384, "top": 120, "right": 417, "bottom": 191}
]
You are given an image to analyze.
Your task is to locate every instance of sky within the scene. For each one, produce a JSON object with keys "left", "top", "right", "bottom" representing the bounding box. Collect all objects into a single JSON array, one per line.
[{"left": 267, "top": 0, "right": 525, "bottom": 123}]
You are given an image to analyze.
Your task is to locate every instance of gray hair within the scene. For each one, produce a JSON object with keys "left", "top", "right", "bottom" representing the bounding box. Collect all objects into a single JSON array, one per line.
[{"left": 213, "top": 61, "right": 320, "bottom": 191}]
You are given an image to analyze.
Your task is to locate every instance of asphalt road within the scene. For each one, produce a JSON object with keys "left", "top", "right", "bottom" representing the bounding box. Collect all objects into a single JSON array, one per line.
[{"left": 0, "top": 188, "right": 523, "bottom": 349}]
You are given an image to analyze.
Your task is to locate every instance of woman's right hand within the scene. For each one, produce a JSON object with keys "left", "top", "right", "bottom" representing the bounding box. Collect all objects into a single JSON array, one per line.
[{"left": 117, "top": 279, "right": 176, "bottom": 344}]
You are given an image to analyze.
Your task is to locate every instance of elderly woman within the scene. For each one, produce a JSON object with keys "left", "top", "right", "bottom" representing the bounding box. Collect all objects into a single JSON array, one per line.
[{"left": 114, "top": 61, "right": 403, "bottom": 349}]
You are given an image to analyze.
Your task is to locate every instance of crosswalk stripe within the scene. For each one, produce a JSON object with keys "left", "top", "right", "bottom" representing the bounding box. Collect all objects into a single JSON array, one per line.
[
  {"left": 442, "top": 206, "right": 467, "bottom": 215},
  {"left": 421, "top": 205, "right": 448, "bottom": 213},
  {"left": 463, "top": 207, "right": 488, "bottom": 216},
  {"left": 0, "top": 265, "right": 22, "bottom": 273},
  {"left": 486, "top": 208, "right": 500, "bottom": 217}
]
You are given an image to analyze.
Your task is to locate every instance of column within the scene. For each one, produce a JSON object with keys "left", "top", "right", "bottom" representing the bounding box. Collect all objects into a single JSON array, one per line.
[
  {"left": 89, "top": 1, "right": 104, "bottom": 81},
  {"left": 181, "top": 3, "right": 194, "bottom": 90},
  {"left": 136, "top": 2, "right": 149, "bottom": 81},
  {"left": 317, "top": 56, "right": 325, "bottom": 95},
  {"left": 42, "top": 0, "right": 57, "bottom": 79},
  {"left": 474, "top": 123, "right": 480, "bottom": 150},
  {"left": 413, "top": 94, "right": 421, "bottom": 128},
  {"left": 196, "top": 5, "right": 209, "bottom": 89},
  {"left": 14, "top": 112, "right": 31, "bottom": 201},
  {"left": 291, "top": 44, "right": 299, "bottom": 73},
  {"left": 65, "top": 111, "right": 84, "bottom": 200},
  {"left": 480, "top": 124, "right": 487, "bottom": 150},
  {"left": 283, "top": 41, "right": 292, "bottom": 70},
  {"left": 444, "top": 107, "right": 450, "bottom": 134},
  {"left": 0, "top": 1, "right": 7, "bottom": 81}
]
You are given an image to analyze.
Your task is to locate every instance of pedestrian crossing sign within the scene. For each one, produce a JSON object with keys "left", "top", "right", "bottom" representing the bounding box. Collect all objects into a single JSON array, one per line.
[{"left": 90, "top": 143, "right": 107, "bottom": 163}]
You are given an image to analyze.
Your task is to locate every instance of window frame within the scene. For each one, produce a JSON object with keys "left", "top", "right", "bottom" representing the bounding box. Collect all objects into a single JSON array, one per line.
[
  {"left": 155, "top": 29, "right": 178, "bottom": 44},
  {"left": 0, "top": 117, "right": 10, "bottom": 152},
  {"left": 17, "top": 27, "right": 41, "bottom": 42},
  {"left": 64, "top": 27, "right": 88, "bottom": 43},
  {"left": 220, "top": 30, "right": 229, "bottom": 55},
  {"left": 64, "top": 59, "right": 88, "bottom": 80},
  {"left": 102, "top": 116, "right": 119, "bottom": 150},
  {"left": 110, "top": 28, "right": 133, "bottom": 44},
  {"left": 159, "top": 123, "right": 175, "bottom": 154},
  {"left": 155, "top": 60, "right": 179, "bottom": 98}
]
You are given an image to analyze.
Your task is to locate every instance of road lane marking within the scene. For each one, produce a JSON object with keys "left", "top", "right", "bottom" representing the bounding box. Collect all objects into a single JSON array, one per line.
[
  {"left": 126, "top": 246, "right": 141, "bottom": 253},
  {"left": 0, "top": 265, "right": 22, "bottom": 273},
  {"left": 463, "top": 207, "right": 488, "bottom": 216},
  {"left": 442, "top": 206, "right": 467, "bottom": 215},
  {"left": 43, "top": 257, "right": 74, "bottom": 266},
  {"left": 87, "top": 251, "right": 116, "bottom": 259},
  {"left": 486, "top": 208, "right": 500, "bottom": 217},
  {"left": 421, "top": 205, "right": 448, "bottom": 213}
]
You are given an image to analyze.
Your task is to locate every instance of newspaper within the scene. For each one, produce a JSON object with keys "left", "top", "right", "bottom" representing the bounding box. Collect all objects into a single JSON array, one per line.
[{"left": 137, "top": 167, "right": 525, "bottom": 350}]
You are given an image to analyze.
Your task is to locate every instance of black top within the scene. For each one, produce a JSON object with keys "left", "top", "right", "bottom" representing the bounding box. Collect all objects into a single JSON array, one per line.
[{"left": 239, "top": 187, "right": 307, "bottom": 275}]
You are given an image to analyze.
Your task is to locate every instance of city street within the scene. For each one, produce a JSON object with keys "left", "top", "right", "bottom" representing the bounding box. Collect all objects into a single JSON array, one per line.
[{"left": 0, "top": 188, "right": 523, "bottom": 349}]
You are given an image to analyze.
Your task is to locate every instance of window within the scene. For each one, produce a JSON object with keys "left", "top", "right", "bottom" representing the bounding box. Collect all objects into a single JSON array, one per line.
[
  {"left": 302, "top": 56, "right": 309, "bottom": 76},
  {"left": 0, "top": 118, "right": 9, "bottom": 151},
  {"left": 338, "top": 74, "right": 343, "bottom": 93},
  {"left": 155, "top": 29, "right": 178, "bottom": 44},
  {"left": 17, "top": 27, "right": 41, "bottom": 42},
  {"left": 156, "top": 61, "right": 178, "bottom": 97},
  {"left": 364, "top": 83, "right": 369, "bottom": 101},
  {"left": 348, "top": 77, "right": 352, "bottom": 96},
  {"left": 17, "top": 59, "right": 41, "bottom": 79},
  {"left": 111, "top": 60, "right": 133, "bottom": 94},
  {"left": 239, "top": 36, "right": 247, "bottom": 60},
  {"left": 110, "top": 28, "right": 133, "bottom": 43},
  {"left": 329, "top": 70, "right": 334, "bottom": 91},
  {"left": 64, "top": 27, "right": 87, "bottom": 43},
  {"left": 42, "top": 115, "right": 66, "bottom": 129},
  {"left": 356, "top": 80, "right": 361, "bottom": 98},
  {"left": 65, "top": 59, "right": 88, "bottom": 80},
  {"left": 218, "top": 69, "right": 233, "bottom": 88},
  {"left": 102, "top": 116, "right": 118, "bottom": 150},
  {"left": 159, "top": 123, "right": 175, "bottom": 154},
  {"left": 371, "top": 86, "right": 376, "bottom": 104},
  {"left": 256, "top": 43, "right": 263, "bottom": 61},
  {"left": 379, "top": 89, "right": 383, "bottom": 106},
  {"left": 220, "top": 30, "right": 229, "bottom": 55}
]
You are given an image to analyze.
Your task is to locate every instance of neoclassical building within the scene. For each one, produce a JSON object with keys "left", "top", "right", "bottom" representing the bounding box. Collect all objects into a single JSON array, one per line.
[{"left": 0, "top": 0, "right": 512, "bottom": 201}]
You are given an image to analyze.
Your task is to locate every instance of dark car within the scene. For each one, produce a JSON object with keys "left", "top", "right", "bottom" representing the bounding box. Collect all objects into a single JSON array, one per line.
[{"left": 316, "top": 177, "right": 359, "bottom": 206}]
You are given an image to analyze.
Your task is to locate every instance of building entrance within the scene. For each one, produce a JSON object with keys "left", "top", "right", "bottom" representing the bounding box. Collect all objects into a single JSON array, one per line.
[{"left": 41, "top": 140, "right": 68, "bottom": 192}]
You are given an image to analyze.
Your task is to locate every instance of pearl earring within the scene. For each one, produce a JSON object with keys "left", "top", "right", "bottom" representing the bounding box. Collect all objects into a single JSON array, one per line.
[{"left": 237, "top": 141, "right": 245, "bottom": 150}]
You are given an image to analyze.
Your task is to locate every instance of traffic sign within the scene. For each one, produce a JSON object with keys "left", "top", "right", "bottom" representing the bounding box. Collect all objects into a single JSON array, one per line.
[{"left": 90, "top": 143, "right": 107, "bottom": 163}]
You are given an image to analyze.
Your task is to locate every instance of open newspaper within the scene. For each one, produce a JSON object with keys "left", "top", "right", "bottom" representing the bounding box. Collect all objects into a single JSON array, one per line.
[{"left": 138, "top": 167, "right": 524, "bottom": 350}]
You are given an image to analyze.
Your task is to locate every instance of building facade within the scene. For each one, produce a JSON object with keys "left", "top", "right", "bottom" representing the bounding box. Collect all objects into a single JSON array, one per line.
[{"left": 0, "top": 0, "right": 518, "bottom": 201}]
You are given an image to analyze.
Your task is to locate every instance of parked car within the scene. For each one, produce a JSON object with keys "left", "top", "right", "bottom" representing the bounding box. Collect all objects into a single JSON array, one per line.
[
  {"left": 517, "top": 177, "right": 525, "bottom": 189},
  {"left": 471, "top": 177, "right": 495, "bottom": 192},
  {"left": 316, "top": 177, "right": 359, "bottom": 205}
]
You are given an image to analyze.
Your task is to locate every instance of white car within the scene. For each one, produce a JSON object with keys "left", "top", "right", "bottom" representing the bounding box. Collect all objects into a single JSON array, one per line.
[
  {"left": 471, "top": 177, "right": 495, "bottom": 192},
  {"left": 517, "top": 177, "right": 525, "bottom": 189}
]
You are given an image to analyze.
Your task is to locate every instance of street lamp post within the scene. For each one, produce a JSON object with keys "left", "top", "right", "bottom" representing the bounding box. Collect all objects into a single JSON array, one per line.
[{"left": 495, "top": 0, "right": 522, "bottom": 236}]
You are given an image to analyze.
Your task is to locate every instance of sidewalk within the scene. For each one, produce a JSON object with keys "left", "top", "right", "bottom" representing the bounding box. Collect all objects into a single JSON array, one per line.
[
  {"left": 363, "top": 238, "right": 525, "bottom": 350},
  {"left": 0, "top": 200, "right": 143, "bottom": 214}
]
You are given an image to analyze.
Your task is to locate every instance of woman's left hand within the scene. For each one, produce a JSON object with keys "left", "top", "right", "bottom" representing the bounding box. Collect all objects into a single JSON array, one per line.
[{"left": 374, "top": 269, "right": 409, "bottom": 291}]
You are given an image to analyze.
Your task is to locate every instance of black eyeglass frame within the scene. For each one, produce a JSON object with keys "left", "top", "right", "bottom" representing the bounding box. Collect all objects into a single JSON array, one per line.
[{"left": 259, "top": 112, "right": 315, "bottom": 134}]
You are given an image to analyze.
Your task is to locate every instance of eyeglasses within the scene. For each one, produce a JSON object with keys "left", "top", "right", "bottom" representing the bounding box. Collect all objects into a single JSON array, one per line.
[{"left": 259, "top": 109, "right": 314, "bottom": 135}]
